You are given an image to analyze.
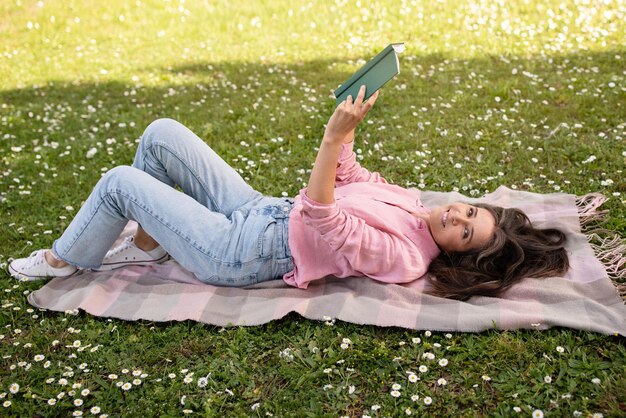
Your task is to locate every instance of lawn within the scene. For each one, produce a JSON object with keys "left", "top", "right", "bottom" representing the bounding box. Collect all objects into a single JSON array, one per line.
[{"left": 1, "top": 0, "right": 625, "bottom": 416}]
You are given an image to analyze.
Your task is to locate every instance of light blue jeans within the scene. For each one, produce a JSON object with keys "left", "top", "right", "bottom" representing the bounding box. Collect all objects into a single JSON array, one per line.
[{"left": 52, "top": 118, "right": 294, "bottom": 286}]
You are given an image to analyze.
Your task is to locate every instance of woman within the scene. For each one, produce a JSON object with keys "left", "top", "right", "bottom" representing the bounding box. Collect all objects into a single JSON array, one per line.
[{"left": 8, "top": 86, "right": 569, "bottom": 301}]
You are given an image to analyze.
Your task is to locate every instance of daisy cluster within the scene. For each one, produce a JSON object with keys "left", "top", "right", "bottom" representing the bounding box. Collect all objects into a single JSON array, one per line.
[
  {"left": 1, "top": 312, "right": 111, "bottom": 416},
  {"left": 300, "top": 329, "right": 610, "bottom": 416},
  {"left": 0, "top": 304, "right": 238, "bottom": 416}
]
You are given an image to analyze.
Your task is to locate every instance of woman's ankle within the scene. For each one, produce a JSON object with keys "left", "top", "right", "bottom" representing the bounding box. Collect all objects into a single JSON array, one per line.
[
  {"left": 45, "top": 250, "right": 69, "bottom": 268},
  {"left": 133, "top": 228, "right": 160, "bottom": 252},
  {"left": 133, "top": 237, "right": 160, "bottom": 252}
]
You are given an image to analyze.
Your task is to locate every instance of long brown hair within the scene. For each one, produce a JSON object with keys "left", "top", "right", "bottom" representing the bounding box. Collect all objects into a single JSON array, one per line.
[{"left": 426, "top": 203, "right": 570, "bottom": 301}]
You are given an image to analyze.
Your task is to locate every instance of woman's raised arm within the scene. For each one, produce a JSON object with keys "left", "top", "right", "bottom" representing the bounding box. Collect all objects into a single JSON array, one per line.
[{"left": 305, "top": 85, "right": 378, "bottom": 204}]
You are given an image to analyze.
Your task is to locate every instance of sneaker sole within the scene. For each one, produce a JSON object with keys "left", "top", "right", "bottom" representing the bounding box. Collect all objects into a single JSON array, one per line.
[
  {"left": 93, "top": 254, "right": 170, "bottom": 272},
  {"left": 8, "top": 263, "right": 78, "bottom": 282}
]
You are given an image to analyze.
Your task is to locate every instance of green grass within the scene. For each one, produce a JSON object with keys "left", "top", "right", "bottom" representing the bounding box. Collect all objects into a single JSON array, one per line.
[{"left": 1, "top": 0, "right": 625, "bottom": 416}]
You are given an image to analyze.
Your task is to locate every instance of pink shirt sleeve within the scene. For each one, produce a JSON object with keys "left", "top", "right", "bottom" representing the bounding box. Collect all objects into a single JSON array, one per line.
[
  {"left": 299, "top": 189, "right": 430, "bottom": 282},
  {"left": 335, "top": 141, "right": 387, "bottom": 187}
]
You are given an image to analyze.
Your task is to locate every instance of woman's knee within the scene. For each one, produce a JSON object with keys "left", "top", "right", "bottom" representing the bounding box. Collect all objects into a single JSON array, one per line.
[
  {"left": 140, "top": 118, "right": 182, "bottom": 147},
  {"left": 98, "top": 165, "right": 139, "bottom": 190}
]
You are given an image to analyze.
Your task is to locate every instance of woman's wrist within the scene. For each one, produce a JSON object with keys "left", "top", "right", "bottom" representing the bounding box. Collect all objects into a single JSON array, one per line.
[{"left": 321, "top": 134, "right": 345, "bottom": 148}]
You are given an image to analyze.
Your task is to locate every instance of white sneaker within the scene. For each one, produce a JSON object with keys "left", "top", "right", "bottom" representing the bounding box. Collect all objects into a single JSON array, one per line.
[
  {"left": 94, "top": 236, "right": 169, "bottom": 271},
  {"left": 8, "top": 249, "right": 78, "bottom": 281}
]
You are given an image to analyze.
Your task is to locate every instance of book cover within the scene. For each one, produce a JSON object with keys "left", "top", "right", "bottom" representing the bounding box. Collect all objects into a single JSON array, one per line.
[{"left": 334, "top": 43, "right": 405, "bottom": 105}]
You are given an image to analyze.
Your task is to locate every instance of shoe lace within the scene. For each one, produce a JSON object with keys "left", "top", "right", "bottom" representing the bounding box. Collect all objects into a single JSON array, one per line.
[
  {"left": 24, "top": 250, "right": 46, "bottom": 269},
  {"left": 109, "top": 236, "right": 136, "bottom": 256}
]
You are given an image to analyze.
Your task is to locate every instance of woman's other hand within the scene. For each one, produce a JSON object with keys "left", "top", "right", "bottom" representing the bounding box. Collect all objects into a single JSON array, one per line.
[{"left": 324, "top": 85, "right": 379, "bottom": 145}]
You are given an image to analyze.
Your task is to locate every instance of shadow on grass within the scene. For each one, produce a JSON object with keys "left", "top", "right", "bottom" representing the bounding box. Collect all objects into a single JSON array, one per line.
[{"left": 1, "top": 49, "right": 625, "bottom": 254}]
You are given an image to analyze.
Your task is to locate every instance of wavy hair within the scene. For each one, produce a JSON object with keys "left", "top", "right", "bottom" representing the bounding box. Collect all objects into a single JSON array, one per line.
[{"left": 426, "top": 203, "right": 570, "bottom": 301}]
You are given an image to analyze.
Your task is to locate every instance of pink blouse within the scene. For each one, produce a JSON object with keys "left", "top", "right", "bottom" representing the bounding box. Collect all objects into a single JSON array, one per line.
[{"left": 283, "top": 141, "right": 441, "bottom": 289}]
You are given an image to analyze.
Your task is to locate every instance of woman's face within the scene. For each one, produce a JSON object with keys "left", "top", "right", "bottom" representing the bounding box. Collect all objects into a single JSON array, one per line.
[{"left": 428, "top": 203, "right": 496, "bottom": 253}]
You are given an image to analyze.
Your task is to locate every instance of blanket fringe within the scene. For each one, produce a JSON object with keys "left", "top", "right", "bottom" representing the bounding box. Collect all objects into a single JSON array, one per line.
[
  {"left": 577, "top": 193, "right": 626, "bottom": 301},
  {"left": 576, "top": 193, "right": 609, "bottom": 230}
]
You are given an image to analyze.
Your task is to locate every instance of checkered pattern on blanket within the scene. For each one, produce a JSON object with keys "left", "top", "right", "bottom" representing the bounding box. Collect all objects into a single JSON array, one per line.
[{"left": 27, "top": 187, "right": 626, "bottom": 335}]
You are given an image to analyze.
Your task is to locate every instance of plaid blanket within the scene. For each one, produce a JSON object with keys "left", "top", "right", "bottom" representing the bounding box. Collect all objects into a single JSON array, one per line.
[{"left": 27, "top": 186, "right": 626, "bottom": 335}]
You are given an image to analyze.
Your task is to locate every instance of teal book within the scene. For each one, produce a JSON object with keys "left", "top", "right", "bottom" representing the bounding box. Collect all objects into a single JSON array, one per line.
[{"left": 334, "top": 43, "right": 405, "bottom": 105}]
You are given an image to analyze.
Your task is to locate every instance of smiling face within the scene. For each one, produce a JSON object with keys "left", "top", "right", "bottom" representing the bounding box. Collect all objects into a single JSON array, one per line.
[{"left": 428, "top": 203, "right": 496, "bottom": 254}]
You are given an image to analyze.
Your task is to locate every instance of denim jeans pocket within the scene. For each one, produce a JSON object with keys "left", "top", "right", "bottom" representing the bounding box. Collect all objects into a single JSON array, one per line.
[{"left": 259, "top": 219, "right": 277, "bottom": 259}]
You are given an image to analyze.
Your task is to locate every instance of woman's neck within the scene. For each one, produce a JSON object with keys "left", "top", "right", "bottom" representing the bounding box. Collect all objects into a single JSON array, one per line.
[{"left": 408, "top": 210, "right": 431, "bottom": 227}]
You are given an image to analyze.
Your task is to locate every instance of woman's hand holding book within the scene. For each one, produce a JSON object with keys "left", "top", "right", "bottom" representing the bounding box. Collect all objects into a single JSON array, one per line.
[{"left": 323, "top": 85, "right": 379, "bottom": 146}]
